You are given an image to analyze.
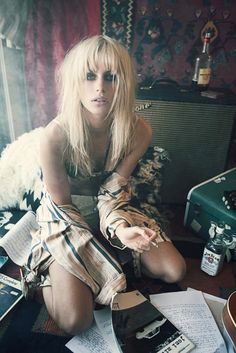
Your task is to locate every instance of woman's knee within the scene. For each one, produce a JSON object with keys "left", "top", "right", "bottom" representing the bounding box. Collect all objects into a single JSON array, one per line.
[
  {"left": 60, "top": 309, "right": 93, "bottom": 335},
  {"left": 45, "top": 261, "right": 94, "bottom": 335},
  {"left": 144, "top": 259, "right": 186, "bottom": 283},
  {"left": 141, "top": 242, "right": 187, "bottom": 283},
  {"left": 53, "top": 303, "right": 94, "bottom": 335},
  {"left": 163, "top": 257, "right": 186, "bottom": 283}
]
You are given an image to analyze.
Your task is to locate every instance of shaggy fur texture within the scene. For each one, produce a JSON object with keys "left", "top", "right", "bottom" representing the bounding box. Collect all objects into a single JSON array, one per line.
[{"left": 0, "top": 128, "right": 44, "bottom": 210}]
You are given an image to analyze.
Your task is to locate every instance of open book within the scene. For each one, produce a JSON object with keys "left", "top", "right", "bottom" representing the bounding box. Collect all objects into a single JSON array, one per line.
[
  {"left": 0, "top": 211, "right": 38, "bottom": 266},
  {"left": 0, "top": 273, "right": 23, "bottom": 321}
]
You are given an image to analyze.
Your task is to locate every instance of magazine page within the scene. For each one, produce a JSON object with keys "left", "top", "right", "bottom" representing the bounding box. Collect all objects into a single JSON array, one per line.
[
  {"left": 0, "top": 211, "right": 39, "bottom": 266},
  {"left": 111, "top": 290, "right": 195, "bottom": 353},
  {"left": 0, "top": 273, "right": 23, "bottom": 321}
]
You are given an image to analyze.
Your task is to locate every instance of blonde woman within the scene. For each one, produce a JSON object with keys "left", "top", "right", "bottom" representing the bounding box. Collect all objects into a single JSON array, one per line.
[{"left": 22, "top": 35, "right": 186, "bottom": 335}]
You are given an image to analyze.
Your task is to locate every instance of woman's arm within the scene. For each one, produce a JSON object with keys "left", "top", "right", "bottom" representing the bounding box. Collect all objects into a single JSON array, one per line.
[
  {"left": 98, "top": 118, "right": 157, "bottom": 252},
  {"left": 115, "top": 118, "right": 157, "bottom": 250},
  {"left": 40, "top": 120, "right": 72, "bottom": 205}
]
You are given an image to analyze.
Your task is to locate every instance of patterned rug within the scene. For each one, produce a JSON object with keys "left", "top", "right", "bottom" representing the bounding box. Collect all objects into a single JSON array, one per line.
[{"left": 101, "top": 0, "right": 135, "bottom": 50}]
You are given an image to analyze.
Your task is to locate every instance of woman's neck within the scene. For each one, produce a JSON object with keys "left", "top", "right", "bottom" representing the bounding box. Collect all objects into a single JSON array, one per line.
[
  {"left": 85, "top": 109, "right": 112, "bottom": 134},
  {"left": 88, "top": 119, "right": 111, "bottom": 138}
]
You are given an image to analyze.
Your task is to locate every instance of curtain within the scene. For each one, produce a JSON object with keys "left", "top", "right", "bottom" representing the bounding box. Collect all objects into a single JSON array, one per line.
[
  {"left": 0, "top": 0, "right": 32, "bottom": 151},
  {"left": 0, "top": 0, "right": 31, "bottom": 48},
  {"left": 24, "top": 0, "right": 101, "bottom": 128}
]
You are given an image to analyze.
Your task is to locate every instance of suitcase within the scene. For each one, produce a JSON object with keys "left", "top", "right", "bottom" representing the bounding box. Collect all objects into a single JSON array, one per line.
[{"left": 184, "top": 168, "right": 236, "bottom": 242}]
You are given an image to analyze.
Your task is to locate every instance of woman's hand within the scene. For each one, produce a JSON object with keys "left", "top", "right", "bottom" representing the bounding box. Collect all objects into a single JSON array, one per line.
[{"left": 115, "top": 223, "right": 157, "bottom": 253}]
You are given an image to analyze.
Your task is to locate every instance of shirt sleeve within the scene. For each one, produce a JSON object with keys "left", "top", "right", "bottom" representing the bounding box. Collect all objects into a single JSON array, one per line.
[{"left": 97, "top": 172, "right": 134, "bottom": 249}]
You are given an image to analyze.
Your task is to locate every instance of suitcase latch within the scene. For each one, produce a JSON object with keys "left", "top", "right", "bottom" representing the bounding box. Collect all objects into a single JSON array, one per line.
[{"left": 193, "top": 203, "right": 201, "bottom": 215}]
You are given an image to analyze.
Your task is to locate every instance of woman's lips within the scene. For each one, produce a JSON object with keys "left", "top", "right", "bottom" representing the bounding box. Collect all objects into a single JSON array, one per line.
[
  {"left": 92, "top": 97, "right": 107, "bottom": 102},
  {"left": 92, "top": 97, "right": 108, "bottom": 105}
]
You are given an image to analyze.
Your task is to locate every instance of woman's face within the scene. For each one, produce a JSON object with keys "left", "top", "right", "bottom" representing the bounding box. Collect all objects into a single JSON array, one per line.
[{"left": 80, "top": 62, "right": 117, "bottom": 120}]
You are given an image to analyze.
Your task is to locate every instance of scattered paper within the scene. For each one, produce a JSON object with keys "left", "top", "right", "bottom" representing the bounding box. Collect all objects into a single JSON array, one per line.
[
  {"left": 187, "top": 287, "right": 226, "bottom": 334},
  {"left": 150, "top": 290, "right": 228, "bottom": 353},
  {"left": 94, "top": 307, "right": 121, "bottom": 353},
  {"left": 66, "top": 291, "right": 231, "bottom": 353},
  {"left": 65, "top": 321, "right": 113, "bottom": 353},
  {"left": 188, "top": 288, "right": 235, "bottom": 353},
  {"left": 66, "top": 307, "right": 120, "bottom": 353}
]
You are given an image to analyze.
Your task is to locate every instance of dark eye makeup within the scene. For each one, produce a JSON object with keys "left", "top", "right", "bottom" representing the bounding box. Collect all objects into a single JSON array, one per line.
[
  {"left": 86, "top": 71, "right": 116, "bottom": 82},
  {"left": 104, "top": 72, "right": 116, "bottom": 82},
  {"left": 86, "top": 72, "right": 96, "bottom": 80}
]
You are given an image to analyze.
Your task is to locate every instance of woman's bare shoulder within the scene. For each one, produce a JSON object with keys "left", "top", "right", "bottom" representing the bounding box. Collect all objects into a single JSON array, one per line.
[
  {"left": 115, "top": 117, "right": 152, "bottom": 177},
  {"left": 42, "top": 118, "right": 67, "bottom": 147},
  {"left": 40, "top": 118, "right": 67, "bottom": 159}
]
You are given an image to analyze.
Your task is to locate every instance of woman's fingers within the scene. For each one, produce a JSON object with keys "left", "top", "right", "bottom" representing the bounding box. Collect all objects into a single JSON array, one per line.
[
  {"left": 136, "top": 233, "right": 151, "bottom": 251},
  {"left": 117, "top": 225, "right": 157, "bottom": 252},
  {"left": 138, "top": 227, "right": 156, "bottom": 242},
  {"left": 136, "top": 227, "right": 158, "bottom": 251}
]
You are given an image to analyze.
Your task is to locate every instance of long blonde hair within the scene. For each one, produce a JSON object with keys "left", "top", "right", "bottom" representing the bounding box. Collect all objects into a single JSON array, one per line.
[{"left": 57, "top": 35, "right": 137, "bottom": 176}]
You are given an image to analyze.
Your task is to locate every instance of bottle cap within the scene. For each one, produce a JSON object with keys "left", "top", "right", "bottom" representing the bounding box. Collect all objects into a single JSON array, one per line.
[
  {"left": 216, "top": 224, "right": 224, "bottom": 234},
  {"left": 204, "top": 32, "right": 211, "bottom": 43}
]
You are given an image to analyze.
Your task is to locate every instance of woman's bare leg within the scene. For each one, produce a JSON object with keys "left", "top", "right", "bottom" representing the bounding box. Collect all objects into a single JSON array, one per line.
[
  {"left": 141, "top": 241, "right": 186, "bottom": 283},
  {"left": 42, "top": 261, "right": 94, "bottom": 335}
]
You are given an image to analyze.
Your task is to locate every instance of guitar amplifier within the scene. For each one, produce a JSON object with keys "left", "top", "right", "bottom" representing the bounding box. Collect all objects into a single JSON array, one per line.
[{"left": 135, "top": 96, "right": 236, "bottom": 204}]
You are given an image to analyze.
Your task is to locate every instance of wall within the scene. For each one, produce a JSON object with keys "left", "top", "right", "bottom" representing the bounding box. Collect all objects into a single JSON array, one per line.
[{"left": 102, "top": 0, "right": 236, "bottom": 92}]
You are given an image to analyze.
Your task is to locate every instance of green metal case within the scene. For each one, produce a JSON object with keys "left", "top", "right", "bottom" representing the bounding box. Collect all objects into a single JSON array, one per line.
[{"left": 184, "top": 168, "right": 236, "bottom": 241}]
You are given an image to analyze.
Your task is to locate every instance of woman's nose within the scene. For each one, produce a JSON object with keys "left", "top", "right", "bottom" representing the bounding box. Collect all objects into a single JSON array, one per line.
[
  {"left": 96, "top": 78, "right": 105, "bottom": 93},
  {"left": 96, "top": 87, "right": 104, "bottom": 92}
]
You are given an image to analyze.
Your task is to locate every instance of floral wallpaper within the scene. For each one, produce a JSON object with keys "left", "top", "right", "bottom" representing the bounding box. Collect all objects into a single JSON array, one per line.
[{"left": 102, "top": 0, "right": 236, "bottom": 93}]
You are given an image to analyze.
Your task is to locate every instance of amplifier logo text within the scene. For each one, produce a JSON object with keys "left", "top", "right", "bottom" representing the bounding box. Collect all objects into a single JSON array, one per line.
[{"left": 135, "top": 102, "right": 152, "bottom": 112}]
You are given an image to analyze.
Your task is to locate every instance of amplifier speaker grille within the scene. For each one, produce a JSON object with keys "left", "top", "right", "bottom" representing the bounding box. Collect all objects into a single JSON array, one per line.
[{"left": 135, "top": 99, "right": 236, "bottom": 204}]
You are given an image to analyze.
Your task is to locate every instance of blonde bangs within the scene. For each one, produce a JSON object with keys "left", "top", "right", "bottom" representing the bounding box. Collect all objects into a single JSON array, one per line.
[{"left": 78, "top": 37, "right": 122, "bottom": 81}]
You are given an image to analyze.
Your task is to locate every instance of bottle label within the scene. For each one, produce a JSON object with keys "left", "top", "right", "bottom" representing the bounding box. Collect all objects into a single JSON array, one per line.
[
  {"left": 198, "top": 68, "right": 211, "bottom": 85},
  {"left": 201, "top": 248, "right": 223, "bottom": 276}
]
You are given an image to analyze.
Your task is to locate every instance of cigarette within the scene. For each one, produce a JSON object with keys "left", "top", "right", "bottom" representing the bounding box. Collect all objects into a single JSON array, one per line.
[
  {"left": 19, "top": 268, "right": 23, "bottom": 279},
  {"left": 151, "top": 240, "right": 159, "bottom": 248}
]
